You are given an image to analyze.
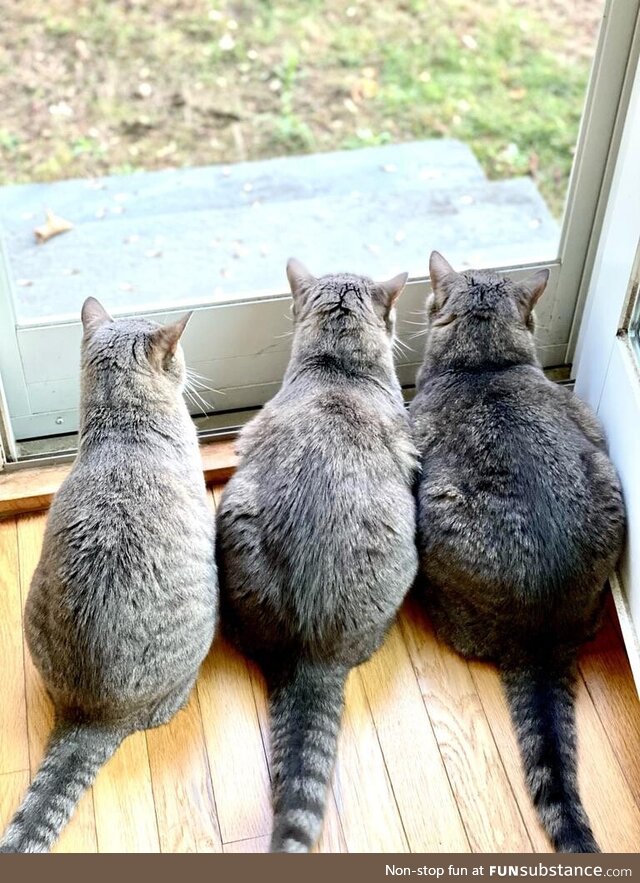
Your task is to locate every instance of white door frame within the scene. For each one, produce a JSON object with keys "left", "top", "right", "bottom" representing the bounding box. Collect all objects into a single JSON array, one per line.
[{"left": 573, "top": 44, "right": 640, "bottom": 690}]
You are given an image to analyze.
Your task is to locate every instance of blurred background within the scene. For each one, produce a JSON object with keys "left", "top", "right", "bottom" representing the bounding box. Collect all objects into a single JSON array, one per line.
[{"left": 0, "top": 0, "right": 600, "bottom": 216}]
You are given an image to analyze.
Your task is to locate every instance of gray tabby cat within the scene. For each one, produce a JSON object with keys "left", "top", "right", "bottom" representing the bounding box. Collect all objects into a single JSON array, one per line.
[
  {"left": 0, "top": 298, "right": 217, "bottom": 853},
  {"left": 216, "top": 260, "right": 418, "bottom": 852},
  {"left": 410, "top": 252, "right": 625, "bottom": 853}
]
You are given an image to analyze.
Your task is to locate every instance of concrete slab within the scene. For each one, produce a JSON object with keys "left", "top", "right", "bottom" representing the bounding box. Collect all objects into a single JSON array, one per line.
[{"left": 0, "top": 141, "right": 559, "bottom": 321}]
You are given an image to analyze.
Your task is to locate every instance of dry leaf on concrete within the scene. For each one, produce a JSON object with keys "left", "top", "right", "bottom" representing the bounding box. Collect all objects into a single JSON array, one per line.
[{"left": 34, "top": 209, "right": 74, "bottom": 244}]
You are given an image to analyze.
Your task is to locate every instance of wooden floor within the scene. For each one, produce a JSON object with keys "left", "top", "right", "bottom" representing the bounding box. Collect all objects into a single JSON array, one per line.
[{"left": 1, "top": 483, "right": 640, "bottom": 853}]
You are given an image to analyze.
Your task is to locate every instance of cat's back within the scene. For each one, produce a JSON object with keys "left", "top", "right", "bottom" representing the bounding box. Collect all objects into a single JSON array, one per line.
[
  {"left": 411, "top": 365, "right": 623, "bottom": 590},
  {"left": 413, "top": 364, "right": 606, "bottom": 480},
  {"left": 51, "top": 427, "right": 212, "bottom": 562},
  {"left": 229, "top": 381, "right": 415, "bottom": 516},
  {"left": 27, "top": 426, "right": 216, "bottom": 698},
  {"left": 218, "top": 381, "right": 417, "bottom": 644}
]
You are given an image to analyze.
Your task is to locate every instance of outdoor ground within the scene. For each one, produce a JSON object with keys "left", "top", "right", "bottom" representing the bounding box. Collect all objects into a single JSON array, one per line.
[{"left": 0, "top": 0, "right": 602, "bottom": 217}]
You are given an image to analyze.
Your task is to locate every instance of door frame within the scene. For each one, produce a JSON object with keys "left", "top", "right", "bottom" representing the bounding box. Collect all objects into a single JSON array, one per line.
[{"left": 573, "top": 45, "right": 640, "bottom": 690}]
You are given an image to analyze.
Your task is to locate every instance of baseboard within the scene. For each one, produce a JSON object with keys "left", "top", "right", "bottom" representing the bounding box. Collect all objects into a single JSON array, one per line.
[{"left": 610, "top": 569, "right": 640, "bottom": 696}]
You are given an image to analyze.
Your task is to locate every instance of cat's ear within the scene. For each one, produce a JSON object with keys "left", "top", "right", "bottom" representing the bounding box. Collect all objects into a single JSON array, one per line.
[
  {"left": 286, "top": 257, "right": 316, "bottom": 300},
  {"left": 518, "top": 269, "right": 549, "bottom": 318},
  {"left": 375, "top": 272, "right": 408, "bottom": 315},
  {"left": 429, "top": 251, "right": 458, "bottom": 309},
  {"left": 81, "top": 297, "right": 112, "bottom": 337},
  {"left": 151, "top": 312, "right": 192, "bottom": 358}
]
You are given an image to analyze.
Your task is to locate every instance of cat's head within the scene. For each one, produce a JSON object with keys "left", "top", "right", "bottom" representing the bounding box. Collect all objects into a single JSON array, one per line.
[
  {"left": 80, "top": 297, "right": 192, "bottom": 400},
  {"left": 419, "top": 251, "right": 549, "bottom": 371},
  {"left": 286, "top": 257, "right": 408, "bottom": 348}
]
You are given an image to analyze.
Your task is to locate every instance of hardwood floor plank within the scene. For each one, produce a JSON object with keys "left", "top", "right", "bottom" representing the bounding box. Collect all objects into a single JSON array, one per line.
[
  {"left": 0, "top": 770, "right": 30, "bottom": 834},
  {"left": 16, "top": 511, "right": 98, "bottom": 853},
  {"left": 146, "top": 690, "right": 222, "bottom": 853},
  {"left": 332, "top": 668, "right": 409, "bottom": 852},
  {"left": 210, "top": 482, "right": 226, "bottom": 508},
  {"left": 360, "top": 618, "right": 470, "bottom": 852},
  {"left": 468, "top": 660, "right": 553, "bottom": 853},
  {"left": 0, "top": 518, "right": 29, "bottom": 776},
  {"left": 197, "top": 636, "right": 272, "bottom": 843},
  {"left": 579, "top": 614, "right": 640, "bottom": 805},
  {"left": 93, "top": 730, "right": 160, "bottom": 853},
  {"left": 400, "top": 598, "right": 532, "bottom": 853},
  {"left": 574, "top": 670, "right": 640, "bottom": 852},
  {"left": 223, "top": 835, "right": 270, "bottom": 853}
]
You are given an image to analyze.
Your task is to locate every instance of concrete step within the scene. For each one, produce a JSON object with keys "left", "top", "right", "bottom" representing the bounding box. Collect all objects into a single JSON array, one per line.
[{"left": 0, "top": 140, "right": 558, "bottom": 321}]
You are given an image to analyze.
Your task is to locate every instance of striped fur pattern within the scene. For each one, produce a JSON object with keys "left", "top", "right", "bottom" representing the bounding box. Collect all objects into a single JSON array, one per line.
[
  {"left": 0, "top": 299, "right": 217, "bottom": 852},
  {"left": 0, "top": 722, "right": 123, "bottom": 853},
  {"left": 502, "top": 656, "right": 598, "bottom": 853},
  {"left": 269, "top": 664, "right": 347, "bottom": 852},
  {"left": 217, "top": 261, "right": 418, "bottom": 852},
  {"left": 410, "top": 254, "right": 625, "bottom": 853}
]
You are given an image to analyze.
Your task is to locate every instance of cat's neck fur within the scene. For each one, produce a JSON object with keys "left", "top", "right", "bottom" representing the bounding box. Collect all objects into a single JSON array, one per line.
[
  {"left": 78, "top": 363, "right": 190, "bottom": 452},
  {"left": 417, "top": 324, "right": 540, "bottom": 386},
  {"left": 285, "top": 320, "right": 398, "bottom": 395}
]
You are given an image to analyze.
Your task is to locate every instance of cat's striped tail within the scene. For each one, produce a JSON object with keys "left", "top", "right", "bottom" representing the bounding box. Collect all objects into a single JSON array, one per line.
[
  {"left": 501, "top": 651, "right": 599, "bottom": 853},
  {"left": 0, "top": 719, "right": 124, "bottom": 853},
  {"left": 268, "top": 661, "right": 347, "bottom": 853}
]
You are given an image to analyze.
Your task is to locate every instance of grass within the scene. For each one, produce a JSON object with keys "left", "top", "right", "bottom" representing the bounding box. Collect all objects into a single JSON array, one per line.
[{"left": 0, "top": 0, "right": 600, "bottom": 216}]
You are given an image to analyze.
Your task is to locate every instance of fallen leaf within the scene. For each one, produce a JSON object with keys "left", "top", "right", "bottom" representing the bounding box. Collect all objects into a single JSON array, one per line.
[{"left": 34, "top": 209, "right": 74, "bottom": 244}]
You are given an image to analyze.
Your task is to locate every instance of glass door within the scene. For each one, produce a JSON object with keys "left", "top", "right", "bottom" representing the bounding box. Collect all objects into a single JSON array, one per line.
[{"left": 0, "top": 0, "right": 638, "bottom": 454}]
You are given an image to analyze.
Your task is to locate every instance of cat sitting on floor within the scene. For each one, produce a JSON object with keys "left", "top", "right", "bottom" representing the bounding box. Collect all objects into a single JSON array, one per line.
[
  {"left": 216, "top": 260, "right": 418, "bottom": 852},
  {"left": 409, "top": 252, "right": 625, "bottom": 853},
  {"left": 0, "top": 299, "right": 217, "bottom": 853}
]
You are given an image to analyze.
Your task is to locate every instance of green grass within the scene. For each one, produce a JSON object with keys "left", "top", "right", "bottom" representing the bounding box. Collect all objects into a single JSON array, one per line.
[{"left": 0, "top": 0, "right": 597, "bottom": 216}]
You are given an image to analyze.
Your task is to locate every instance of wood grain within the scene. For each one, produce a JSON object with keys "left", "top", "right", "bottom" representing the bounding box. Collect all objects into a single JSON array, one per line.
[
  {"left": 0, "top": 518, "right": 29, "bottom": 775},
  {"left": 0, "top": 463, "right": 70, "bottom": 517},
  {"left": 196, "top": 637, "right": 272, "bottom": 844},
  {"left": 0, "top": 770, "right": 30, "bottom": 833},
  {"left": 332, "top": 668, "right": 409, "bottom": 852},
  {"left": 360, "top": 619, "right": 470, "bottom": 852},
  {"left": 573, "top": 670, "right": 640, "bottom": 852},
  {"left": 579, "top": 614, "right": 640, "bottom": 805},
  {"left": 223, "top": 835, "right": 270, "bottom": 853},
  {"left": 93, "top": 730, "right": 160, "bottom": 853},
  {"left": 146, "top": 691, "right": 222, "bottom": 853},
  {"left": 400, "top": 598, "right": 532, "bottom": 853}
]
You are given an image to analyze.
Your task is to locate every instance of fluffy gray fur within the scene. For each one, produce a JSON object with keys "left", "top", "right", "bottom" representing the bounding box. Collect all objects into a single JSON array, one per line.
[
  {"left": 216, "top": 259, "right": 418, "bottom": 852},
  {"left": 409, "top": 252, "right": 625, "bottom": 853},
  {"left": 0, "top": 298, "right": 217, "bottom": 853}
]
